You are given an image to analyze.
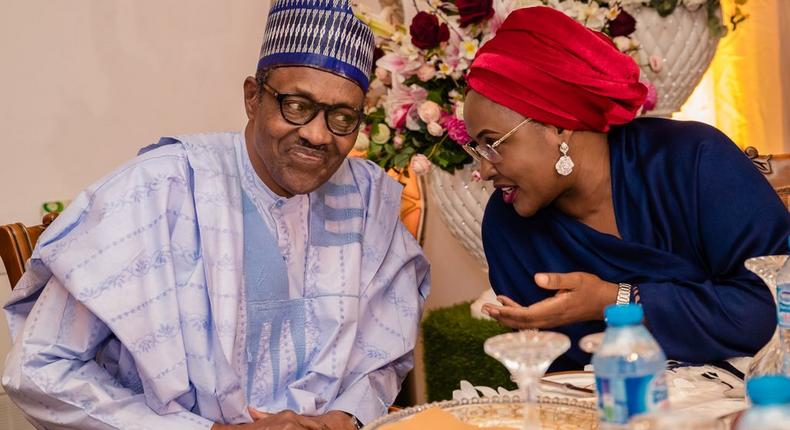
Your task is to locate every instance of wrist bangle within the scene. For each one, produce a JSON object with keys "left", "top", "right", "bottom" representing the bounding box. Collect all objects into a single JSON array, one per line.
[{"left": 616, "top": 283, "right": 632, "bottom": 305}]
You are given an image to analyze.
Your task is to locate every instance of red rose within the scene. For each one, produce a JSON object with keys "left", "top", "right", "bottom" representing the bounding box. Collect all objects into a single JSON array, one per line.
[
  {"left": 608, "top": 10, "right": 636, "bottom": 37},
  {"left": 456, "top": 0, "right": 494, "bottom": 28},
  {"left": 410, "top": 12, "right": 450, "bottom": 50}
]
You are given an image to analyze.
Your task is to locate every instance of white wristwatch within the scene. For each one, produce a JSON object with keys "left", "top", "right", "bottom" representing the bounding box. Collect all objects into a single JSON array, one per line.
[{"left": 616, "top": 283, "right": 632, "bottom": 305}]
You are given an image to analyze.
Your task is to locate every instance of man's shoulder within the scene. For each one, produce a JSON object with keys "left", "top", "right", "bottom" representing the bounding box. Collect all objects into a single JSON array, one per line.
[
  {"left": 93, "top": 132, "right": 241, "bottom": 191},
  {"left": 344, "top": 157, "right": 400, "bottom": 189}
]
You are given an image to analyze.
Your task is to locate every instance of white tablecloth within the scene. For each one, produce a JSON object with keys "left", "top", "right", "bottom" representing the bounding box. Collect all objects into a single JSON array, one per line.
[{"left": 453, "top": 359, "right": 750, "bottom": 423}]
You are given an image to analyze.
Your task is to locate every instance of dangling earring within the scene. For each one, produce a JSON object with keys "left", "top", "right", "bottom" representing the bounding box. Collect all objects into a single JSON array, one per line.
[{"left": 555, "top": 141, "right": 574, "bottom": 176}]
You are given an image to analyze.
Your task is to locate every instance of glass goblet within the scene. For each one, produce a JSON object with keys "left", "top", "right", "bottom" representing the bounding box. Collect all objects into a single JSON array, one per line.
[{"left": 484, "top": 330, "right": 571, "bottom": 430}]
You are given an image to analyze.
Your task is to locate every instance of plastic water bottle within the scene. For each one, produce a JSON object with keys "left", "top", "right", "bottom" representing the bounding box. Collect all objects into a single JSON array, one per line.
[
  {"left": 773, "top": 236, "right": 790, "bottom": 375},
  {"left": 735, "top": 375, "right": 790, "bottom": 430},
  {"left": 592, "top": 304, "right": 669, "bottom": 429}
]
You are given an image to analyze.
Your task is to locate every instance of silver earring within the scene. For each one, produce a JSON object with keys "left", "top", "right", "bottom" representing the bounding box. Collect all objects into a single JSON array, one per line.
[{"left": 555, "top": 141, "right": 574, "bottom": 176}]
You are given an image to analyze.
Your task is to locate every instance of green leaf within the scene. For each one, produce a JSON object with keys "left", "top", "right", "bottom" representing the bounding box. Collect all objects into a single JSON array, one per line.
[
  {"left": 393, "top": 151, "right": 411, "bottom": 169},
  {"left": 649, "top": 0, "right": 678, "bottom": 17}
]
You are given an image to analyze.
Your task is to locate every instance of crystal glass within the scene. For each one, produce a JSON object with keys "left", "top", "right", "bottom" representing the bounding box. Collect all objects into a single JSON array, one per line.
[
  {"left": 744, "top": 255, "right": 787, "bottom": 378},
  {"left": 579, "top": 331, "right": 604, "bottom": 354},
  {"left": 484, "top": 330, "right": 571, "bottom": 430}
]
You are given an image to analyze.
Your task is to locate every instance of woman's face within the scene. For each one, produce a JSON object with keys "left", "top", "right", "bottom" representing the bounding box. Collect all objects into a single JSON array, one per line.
[{"left": 463, "top": 90, "right": 571, "bottom": 217}]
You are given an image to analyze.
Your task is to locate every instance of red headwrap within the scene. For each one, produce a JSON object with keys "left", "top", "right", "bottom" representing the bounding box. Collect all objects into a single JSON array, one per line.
[{"left": 467, "top": 6, "right": 647, "bottom": 132}]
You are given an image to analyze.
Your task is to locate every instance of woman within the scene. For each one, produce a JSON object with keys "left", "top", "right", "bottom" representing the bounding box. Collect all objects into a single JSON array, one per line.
[{"left": 466, "top": 6, "right": 789, "bottom": 370}]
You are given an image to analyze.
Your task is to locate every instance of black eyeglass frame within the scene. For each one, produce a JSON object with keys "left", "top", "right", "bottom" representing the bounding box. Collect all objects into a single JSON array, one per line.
[{"left": 260, "top": 82, "right": 364, "bottom": 136}]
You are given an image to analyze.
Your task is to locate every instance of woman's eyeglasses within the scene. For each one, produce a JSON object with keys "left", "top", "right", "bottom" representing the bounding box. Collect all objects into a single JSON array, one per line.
[
  {"left": 261, "top": 82, "right": 364, "bottom": 136},
  {"left": 463, "top": 118, "right": 532, "bottom": 163}
]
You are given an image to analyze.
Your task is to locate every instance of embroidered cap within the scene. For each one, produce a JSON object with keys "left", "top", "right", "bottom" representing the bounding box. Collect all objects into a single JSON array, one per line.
[{"left": 258, "top": 0, "right": 375, "bottom": 91}]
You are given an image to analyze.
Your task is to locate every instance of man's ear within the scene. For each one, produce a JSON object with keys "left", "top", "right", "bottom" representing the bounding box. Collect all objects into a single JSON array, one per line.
[{"left": 243, "top": 76, "right": 260, "bottom": 120}]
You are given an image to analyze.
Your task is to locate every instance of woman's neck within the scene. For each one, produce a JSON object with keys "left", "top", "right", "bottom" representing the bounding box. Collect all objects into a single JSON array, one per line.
[{"left": 553, "top": 131, "right": 621, "bottom": 238}]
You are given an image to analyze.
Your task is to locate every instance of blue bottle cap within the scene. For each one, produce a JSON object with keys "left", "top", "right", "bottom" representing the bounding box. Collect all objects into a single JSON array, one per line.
[
  {"left": 747, "top": 375, "right": 790, "bottom": 406},
  {"left": 604, "top": 303, "right": 644, "bottom": 326}
]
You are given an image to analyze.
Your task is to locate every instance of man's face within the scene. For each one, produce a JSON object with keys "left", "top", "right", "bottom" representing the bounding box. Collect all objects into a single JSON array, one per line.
[{"left": 243, "top": 66, "right": 365, "bottom": 197}]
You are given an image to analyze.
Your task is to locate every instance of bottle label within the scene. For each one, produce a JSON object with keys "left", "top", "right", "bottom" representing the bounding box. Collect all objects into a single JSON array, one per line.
[
  {"left": 778, "top": 283, "right": 790, "bottom": 328},
  {"left": 595, "top": 372, "right": 669, "bottom": 424}
]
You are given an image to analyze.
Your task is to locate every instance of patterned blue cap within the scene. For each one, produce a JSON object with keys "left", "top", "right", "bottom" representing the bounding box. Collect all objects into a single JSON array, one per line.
[{"left": 258, "top": 0, "right": 375, "bottom": 91}]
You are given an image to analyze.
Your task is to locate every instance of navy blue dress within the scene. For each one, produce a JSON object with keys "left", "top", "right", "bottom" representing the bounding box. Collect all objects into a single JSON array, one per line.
[{"left": 482, "top": 118, "right": 789, "bottom": 370}]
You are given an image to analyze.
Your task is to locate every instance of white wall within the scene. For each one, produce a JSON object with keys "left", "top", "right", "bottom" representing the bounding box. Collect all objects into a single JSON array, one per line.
[{"left": 0, "top": 0, "right": 489, "bottom": 413}]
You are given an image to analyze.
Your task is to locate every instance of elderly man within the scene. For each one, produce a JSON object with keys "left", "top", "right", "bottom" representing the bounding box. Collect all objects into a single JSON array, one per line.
[{"left": 1, "top": 1, "right": 429, "bottom": 429}]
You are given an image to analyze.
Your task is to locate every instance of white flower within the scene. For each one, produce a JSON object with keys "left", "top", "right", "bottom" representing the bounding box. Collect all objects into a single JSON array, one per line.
[
  {"left": 682, "top": 0, "right": 707, "bottom": 11},
  {"left": 617, "top": 0, "right": 648, "bottom": 6},
  {"left": 410, "top": 154, "right": 432, "bottom": 176},
  {"left": 438, "top": 62, "right": 454, "bottom": 77},
  {"left": 648, "top": 54, "right": 664, "bottom": 73},
  {"left": 354, "top": 131, "right": 370, "bottom": 151},
  {"left": 606, "top": 6, "right": 620, "bottom": 21},
  {"left": 460, "top": 38, "right": 480, "bottom": 60},
  {"left": 371, "top": 123, "right": 391, "bottom": 144},
  {"left": 418, "top": 101, "right": 443, "bottom": 124},
  {"left": 577, "top": 2, "right": 607, "bottom": 31},
  {"left": 613, "top": 35, "right": 632, "bottom": 52},
  {"left": 454, "top": 101, "right": 465, "bottom": 120},
  {"left": 515, "top": 0, "right": 544, "bottom": 7},
  {"left": 546, "top": 0, "right": 579, "bottom": 18},
  {"left": 427, "top": 121, "right": 445, "bottom": 137},
  {"left": 416, "top": 63, "right": 436, "bottom": 82}
]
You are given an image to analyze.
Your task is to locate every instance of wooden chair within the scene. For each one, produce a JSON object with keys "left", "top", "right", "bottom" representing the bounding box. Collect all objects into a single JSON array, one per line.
[
  {"left": 0, "top": 213, "right": 58, "bottom": 289},
  {"left": 745, "top": 146, "right": 790, "bottom": 209}
]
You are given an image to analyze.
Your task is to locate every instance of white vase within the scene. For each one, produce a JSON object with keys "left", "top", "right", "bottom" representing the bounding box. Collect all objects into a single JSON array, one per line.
[
  {"left": 428, "top": 163, "right": 492, "bottom": 271},
  {"left": 629, "top": 5, "right": 721, "bottom": 117}
]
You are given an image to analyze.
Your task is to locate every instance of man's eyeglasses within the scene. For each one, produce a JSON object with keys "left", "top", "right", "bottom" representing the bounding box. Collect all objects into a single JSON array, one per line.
[
  {"left": 463, "top": 118, "right": 532, "bottom": 163},
  {"left": 261, "top": 82, "right": 364, "bottom": 136}
]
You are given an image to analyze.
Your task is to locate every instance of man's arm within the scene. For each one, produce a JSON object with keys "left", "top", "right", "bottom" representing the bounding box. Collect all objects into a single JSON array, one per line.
[
  {"left": 2, "top": 276, "right": 214, "bottom": 430},
  {"left": 328, "top": 222, "right": 430, "bottom": 425}
]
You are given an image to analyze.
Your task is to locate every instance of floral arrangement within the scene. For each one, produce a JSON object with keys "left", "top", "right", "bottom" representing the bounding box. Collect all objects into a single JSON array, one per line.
[{"left": 354, "top": 0, "right": 748, "bottom": 175}]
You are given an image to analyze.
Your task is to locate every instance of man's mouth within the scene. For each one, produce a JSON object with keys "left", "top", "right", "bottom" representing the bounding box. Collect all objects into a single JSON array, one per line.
[{"left": 289, "top": 139, "right": 327, "bottom": 166}]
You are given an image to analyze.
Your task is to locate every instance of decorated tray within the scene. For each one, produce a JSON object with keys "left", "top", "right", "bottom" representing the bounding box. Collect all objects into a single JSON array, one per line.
[{"left": 363, "top": 396, "right": 599, "bottom": 429}]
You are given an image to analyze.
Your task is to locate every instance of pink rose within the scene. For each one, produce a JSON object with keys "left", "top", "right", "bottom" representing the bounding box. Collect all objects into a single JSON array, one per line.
[
  {"left": 416, "top": 63, "right": 436, "bottom": 82},
  {"left": 410, "top": 154, "right": 432, "bottom": 176},
  {"left": 418, "top": 101, "right": 442, "bottom": 124},
  {"left": 649, "top": 54, "right": 664, "bottom": 73},
  {"left": 393, "top": 134, "right": 404, "bottom": 149},
  {"left": 442, "top": 115, "right": 472, "bottom": 145},
  {"left": 641, "top": 80, "right": 658, "bottom": 112}
]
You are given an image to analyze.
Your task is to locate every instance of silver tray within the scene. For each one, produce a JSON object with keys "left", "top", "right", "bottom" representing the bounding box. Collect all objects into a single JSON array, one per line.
[{"left": 364, "top": 396, "right": 599, "bottom": 429}]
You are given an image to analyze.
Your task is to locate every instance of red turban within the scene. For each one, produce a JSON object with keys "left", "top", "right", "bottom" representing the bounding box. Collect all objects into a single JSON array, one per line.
[{"left": 467, "top": 6, "right": 647, "bottom": 132}]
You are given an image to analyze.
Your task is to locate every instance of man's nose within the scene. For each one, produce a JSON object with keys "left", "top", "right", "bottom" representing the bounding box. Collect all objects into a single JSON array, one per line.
[{"left": 297, "top": 112, "right": 333, "bottom": 147}]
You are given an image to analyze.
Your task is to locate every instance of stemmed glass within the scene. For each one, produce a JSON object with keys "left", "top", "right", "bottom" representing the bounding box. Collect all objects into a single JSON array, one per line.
[{"left": 484, "top": 330, "right": 571, "bottom": 430}]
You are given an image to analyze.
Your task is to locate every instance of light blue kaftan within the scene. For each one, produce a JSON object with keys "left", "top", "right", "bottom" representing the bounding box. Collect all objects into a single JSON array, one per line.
[{"left": 1, "top": 132, "right": 429, "bottom": 429}]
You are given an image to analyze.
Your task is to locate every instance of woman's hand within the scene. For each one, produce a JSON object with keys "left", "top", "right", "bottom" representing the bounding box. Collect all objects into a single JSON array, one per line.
[{"left": 481, "top": 272, "right": 619, "bottom": 329}]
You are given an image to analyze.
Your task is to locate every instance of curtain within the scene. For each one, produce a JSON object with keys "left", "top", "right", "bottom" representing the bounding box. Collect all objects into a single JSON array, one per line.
[{"left": 676, "top": 0, "right": 790, "bottom": 154}]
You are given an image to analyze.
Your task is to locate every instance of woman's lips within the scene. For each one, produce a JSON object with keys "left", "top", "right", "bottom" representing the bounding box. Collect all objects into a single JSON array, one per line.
[{"left": 499, "top": 186, "right": 519, "bottom": 204}]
